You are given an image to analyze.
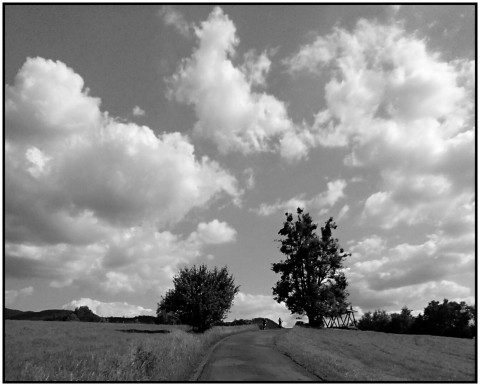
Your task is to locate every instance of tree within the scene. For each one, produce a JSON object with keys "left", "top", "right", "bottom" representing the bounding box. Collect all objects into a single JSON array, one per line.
[
  {"left": 157, "top": 264, "right": 239, "bottom": 332},
  {"left": 272, "top": 208, "right": 350, "bottom": 327},
  {"left": 388, "top": 306, "right": 414, "bottom": 334},
  {"left": 74, "top": 306, "right": 100, "bottom": 322},
  {"left": 357, "top": 309, "right": 391, "bottom": 332},
  {"left": 420, "top": 299, "right": 475, "bottom": 338}
]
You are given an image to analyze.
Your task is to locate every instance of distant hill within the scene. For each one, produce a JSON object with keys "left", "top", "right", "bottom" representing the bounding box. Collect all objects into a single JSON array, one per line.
[
  {"left": 252, "top": 317, "right": 282, "bottom": 329},
  {"left": 5, "top": 308, "right": 75, "bottom": 321},
  {"left": 4, "top": 308, "right": 25, "bottom": 318},
  {"left": 4, "top": 308, "right": 158, "bottom": 324}
]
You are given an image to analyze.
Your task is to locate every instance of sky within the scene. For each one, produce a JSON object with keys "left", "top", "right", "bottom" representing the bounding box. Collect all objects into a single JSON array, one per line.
[{"left": 4, "top": 3, "right": 476, "bottom": 327}]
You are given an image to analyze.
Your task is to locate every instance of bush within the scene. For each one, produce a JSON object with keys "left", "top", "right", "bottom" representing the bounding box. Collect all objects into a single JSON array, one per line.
[
  {"left": 63, "top": 313, "right": 80, "bottom": 322},
  {"left": 74, "top": 306, "right": 101, "bottom": 322},
  {"left": 157, "top": 265, "right": 239, "bottom": 332},
  {"left": 357, "top": 310, "right": 391, "bottom": 332}
]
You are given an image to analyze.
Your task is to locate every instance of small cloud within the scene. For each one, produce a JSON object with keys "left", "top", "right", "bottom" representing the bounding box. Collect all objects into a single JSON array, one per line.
[
  {"left": 188, "top": 219, "right": 237, "bottom": 245},
  {"left": 256, "top": 196, "right": 306, "bottom": 217},
  {"left": 132, "top": 105, "right": 146, "bottom": 117},
  {"left": 5, "top": 286, "right": 34, "bottom": 306},
  {"left": 241, "top": 50, "right": 271, "bottom": 86},
  {"left": 337, "top": 204, "right": 349, "bottom": 220},
  {"left": 159, "top": 5, "right": 191, "bottom": 38},
  {"left": 243, "top": 168, "right": 255, "bottom": 190},
  {"left": 255, "top": 179, "right": 346, "bottom": 216},
  {"left": 386, "top": 4, "right": 401, "bottom": 20}
]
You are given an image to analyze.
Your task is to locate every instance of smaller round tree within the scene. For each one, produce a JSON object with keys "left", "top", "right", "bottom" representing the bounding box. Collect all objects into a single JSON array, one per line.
[{"left": 157, "top": 264, "right": 239, "bottom": 332}]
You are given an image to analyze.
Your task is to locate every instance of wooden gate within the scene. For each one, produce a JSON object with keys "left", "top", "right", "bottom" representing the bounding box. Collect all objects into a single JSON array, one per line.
[{"left": 322, "top": 306, "right": 357, "bottom": 328}]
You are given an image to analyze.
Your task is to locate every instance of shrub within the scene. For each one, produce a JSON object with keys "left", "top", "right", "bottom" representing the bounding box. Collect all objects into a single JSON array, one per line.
[
  {"left": 357, "top": 310, "right": 391, "bottom": 332},
  {"left": 158, "top": 265, "right": 239, "bottom": 332},
  {"left": 74, "top": 306, "right": 101, "bottom": 322}
]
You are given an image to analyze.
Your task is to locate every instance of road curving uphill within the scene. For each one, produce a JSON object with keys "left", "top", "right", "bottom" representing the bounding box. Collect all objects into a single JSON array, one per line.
[{"left": 193, "top": 329, "right": 320, "bottom": 382}]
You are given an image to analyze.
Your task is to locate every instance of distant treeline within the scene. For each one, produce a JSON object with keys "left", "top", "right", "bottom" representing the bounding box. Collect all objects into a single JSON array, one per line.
[
  {"left": 357, "top": 299, "right": 475, "bottom": 339},
  {"left": 4, "top": 307, "right": 279, "bottom": 330},
  {"left": 215, "top": 318, "right": 253, "bottom": 326},
  {"left": 5, "top": 306, "right": 160, "bottom": 324},
  {"left": 215, "top": 318, "right": 281, "bottom": 329}
]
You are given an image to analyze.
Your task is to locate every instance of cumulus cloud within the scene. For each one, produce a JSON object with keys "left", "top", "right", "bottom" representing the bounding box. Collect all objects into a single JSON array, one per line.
[
  {"left": 285, "top": 19, "right": 473, "bottom": 149},
  {"left": 346, "top": 231, "right": 474, "bottom": 312},
  {"left": 62, "top": 298, "right": 155, "bottom": 317},
  {"left": 284, "top": 19, "right": 474, "bottom": 309},
  {"left": 168, "top": 7, "right": 300, "bottom": 159},
  {"left": 5, "top": 57, "right": 241, "bottom": 296},
  {"left": 188, "top": 219, "right": 237, "bottom": 245},
  {"left": 256, "top": 179, "right": 346, "bottom": 216},
  {"left": 159, "top": 5, "right": 192, "bottom": 38},
  {"left": 6, "top": 58, "right": 240, "bottom": 230},
  {"left": 5, "top": 287, "right": 34, "bottom": 306},
  {"left": 132, "top": 105, "right": 146, "bottom": 116}
]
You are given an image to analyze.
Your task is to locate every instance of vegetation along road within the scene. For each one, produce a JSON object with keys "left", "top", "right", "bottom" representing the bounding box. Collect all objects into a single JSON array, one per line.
[{"left": 195, "top": 329, "right": 320, "bottom": 381}]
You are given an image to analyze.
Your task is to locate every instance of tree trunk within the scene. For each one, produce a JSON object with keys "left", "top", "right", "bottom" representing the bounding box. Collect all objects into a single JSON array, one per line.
[{"left": 307, "top": 312, "right": 323, "bottom": 328}]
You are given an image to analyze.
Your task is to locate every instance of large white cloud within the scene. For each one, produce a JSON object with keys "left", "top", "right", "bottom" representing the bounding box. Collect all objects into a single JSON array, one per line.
[
  {"left": 62, "top": 298, "right": 155, "bottom": 317},
  {"left": 5, "top": 57, "right": 241, "bottom": 298},
  {"left": 168, "top": 7, "right": 299, "bottom": 158},
  {"left": 6, "top": 57, "right": 241, "bottom": 230},
  {"left": 284, "top": 18, "right": 474, "bottom": 312},
  {"left": 285, "top": 19, "right": 474, "bottom": 231},
  {"left": 285, "top": 19, "right": 474, "bottom": 153},
  {"left": 346, "top": 230, "right": 474, "bottom": 312}
]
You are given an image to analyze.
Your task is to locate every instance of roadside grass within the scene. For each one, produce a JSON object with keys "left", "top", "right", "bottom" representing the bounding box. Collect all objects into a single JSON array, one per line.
[
  {"left": 4, "top": 320, "right": 257, "bottom": 381},
  {"left": 275, "top": 326, "right": 475, "bottom": 382}
]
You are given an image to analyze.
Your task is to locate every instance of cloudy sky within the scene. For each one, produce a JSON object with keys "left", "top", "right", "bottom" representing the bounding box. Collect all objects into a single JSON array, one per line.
[{"left": 4, "top": 4, "right": 475, "bottom": 326}]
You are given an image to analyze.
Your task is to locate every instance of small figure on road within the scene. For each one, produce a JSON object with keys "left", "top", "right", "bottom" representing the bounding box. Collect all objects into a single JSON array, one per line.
[
  {"left": 278, "top": 317, "right": 282, "bottom": 328},
  {"left": 262, "top": 318, "right": 267, "bottom": 330}
]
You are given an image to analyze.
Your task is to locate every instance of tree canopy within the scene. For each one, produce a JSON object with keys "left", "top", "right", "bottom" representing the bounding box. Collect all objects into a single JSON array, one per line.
[
  {"left": 157, "top": 264, "right": 239, "bottom": 332},
  {"left": 272, "top": 208, "right": 350, "bottom": 327},
  {"left": 357, "top": 299, "right": 475, "bottom": 338}
]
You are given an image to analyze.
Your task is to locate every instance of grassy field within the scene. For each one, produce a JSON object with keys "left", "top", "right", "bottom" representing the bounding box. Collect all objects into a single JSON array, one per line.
[
  {"left": 4, "top": 320, "right": 257, "bottom": 381},
  {"left": 275, "top": 326, "right": 476, "bottom": 381}
]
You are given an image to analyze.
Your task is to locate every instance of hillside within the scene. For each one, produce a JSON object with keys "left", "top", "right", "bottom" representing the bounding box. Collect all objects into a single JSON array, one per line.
[{"left": 275, "top": 326, "right": 475, "bottom": 381}]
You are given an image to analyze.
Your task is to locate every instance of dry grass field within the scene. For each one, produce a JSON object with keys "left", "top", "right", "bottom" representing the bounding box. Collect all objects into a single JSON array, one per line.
[
  {"left": 275, "top": 326, "right": 476, "bottom": 381},
  {"left": 4, "top": 320, "right": 256, "bottom": 381}
]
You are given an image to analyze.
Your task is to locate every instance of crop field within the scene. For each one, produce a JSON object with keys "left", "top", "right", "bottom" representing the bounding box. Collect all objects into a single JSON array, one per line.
[
  {"left": 275, "top": 327, "right": 476, "bottom": 382},
  {"left": 4, "top": 320, "right": 256, "bottom": 381}
]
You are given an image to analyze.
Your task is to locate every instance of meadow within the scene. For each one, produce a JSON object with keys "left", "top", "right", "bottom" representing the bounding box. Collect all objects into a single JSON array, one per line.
[
  {"left": 275, "top": 326, "right": 476, "bottom": 382},
  {"left": 4, "top": 320, "right": 256, "bottom": 381}
]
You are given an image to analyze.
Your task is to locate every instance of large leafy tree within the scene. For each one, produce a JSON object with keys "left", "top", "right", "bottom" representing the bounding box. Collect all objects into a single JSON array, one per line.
[
  {"left": 420, "top": 299, "right": 475, "bottom": 338},
  {"left": 157, "top": 264, "right": 239, "bottom": 332},
  {"left": 272, "top": 208, "right": 350, "bottom": 327}
]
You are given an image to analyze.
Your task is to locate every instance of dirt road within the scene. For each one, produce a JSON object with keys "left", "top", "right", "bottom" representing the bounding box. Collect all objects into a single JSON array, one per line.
[{"left": 195, "top": 329, "right": 320, "bottom": 381}]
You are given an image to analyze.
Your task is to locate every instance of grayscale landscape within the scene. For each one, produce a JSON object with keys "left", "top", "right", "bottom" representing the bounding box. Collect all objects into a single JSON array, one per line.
[{"left": 4, "top": 4, "right": 475, "bottom": 382}]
